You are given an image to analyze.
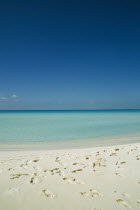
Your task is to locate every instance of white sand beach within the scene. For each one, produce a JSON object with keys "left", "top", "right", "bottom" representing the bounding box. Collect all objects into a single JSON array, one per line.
[{"left": 0, "top": 143, "right": 140, "bottom": 210}]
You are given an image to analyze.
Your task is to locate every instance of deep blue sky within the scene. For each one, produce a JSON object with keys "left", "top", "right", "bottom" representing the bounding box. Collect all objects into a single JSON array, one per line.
[{"left": 0, "top": 0, "right": 140, "bottom": 110}]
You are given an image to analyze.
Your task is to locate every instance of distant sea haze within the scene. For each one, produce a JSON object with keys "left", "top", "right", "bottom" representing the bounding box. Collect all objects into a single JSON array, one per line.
[{"left": 0, "top": 110, "right": 140, "bottom": 144}]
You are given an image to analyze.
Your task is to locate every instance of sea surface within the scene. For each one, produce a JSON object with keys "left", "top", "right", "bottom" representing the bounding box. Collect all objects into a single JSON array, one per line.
[{"left": 0, "top": 110, "right": 140, "bottom": 144}]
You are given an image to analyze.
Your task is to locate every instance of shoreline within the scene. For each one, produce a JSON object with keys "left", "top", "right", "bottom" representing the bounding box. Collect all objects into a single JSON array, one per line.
[{"left": 0, "top": 134, "right": 140, "bottom": 151}]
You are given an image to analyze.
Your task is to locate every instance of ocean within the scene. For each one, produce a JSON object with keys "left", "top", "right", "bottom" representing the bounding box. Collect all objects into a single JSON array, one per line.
[{"left": 0, "top": 110, "right": 140, "bottom": 144}]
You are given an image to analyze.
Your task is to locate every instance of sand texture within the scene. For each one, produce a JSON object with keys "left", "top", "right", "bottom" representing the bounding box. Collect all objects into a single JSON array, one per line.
[{"left": 0, "top": 143, "right": 140, "bottom": 210}]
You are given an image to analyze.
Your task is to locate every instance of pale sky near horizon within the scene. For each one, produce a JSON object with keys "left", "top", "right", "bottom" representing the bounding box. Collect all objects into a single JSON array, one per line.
[{"left": 0, "top": 1, "right": 140, "bottom": 110}]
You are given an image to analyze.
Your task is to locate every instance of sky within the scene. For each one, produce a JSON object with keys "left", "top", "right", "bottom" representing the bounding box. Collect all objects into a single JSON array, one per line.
[{"left": 0, "top": 0, "right": 140, "bottom": 110}]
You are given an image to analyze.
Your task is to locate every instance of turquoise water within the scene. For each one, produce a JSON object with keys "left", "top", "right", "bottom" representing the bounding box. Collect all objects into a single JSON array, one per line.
[{"left": 0, "top": 110, "right": 140, "bottom": 144}]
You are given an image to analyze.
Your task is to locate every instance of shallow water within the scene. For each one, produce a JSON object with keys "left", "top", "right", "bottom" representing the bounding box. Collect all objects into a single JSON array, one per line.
[{"left": 0, "top": 110, "right": 140, "bottom": 144}]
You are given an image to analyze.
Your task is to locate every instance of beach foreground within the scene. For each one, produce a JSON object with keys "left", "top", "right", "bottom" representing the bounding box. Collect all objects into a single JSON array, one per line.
[{"left": 0, "top": 143, "right": 140, "bottom": 210}]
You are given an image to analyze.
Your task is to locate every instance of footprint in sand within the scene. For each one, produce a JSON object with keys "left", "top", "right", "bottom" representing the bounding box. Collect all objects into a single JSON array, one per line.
[
  {"left": 30, "top": 173, "right": 44, "bottom": 184},
  {"left": 26, "top": 160, "right": 32, "bottom": 164},
  {"left": 116, "top": 199, "right": 132, "bottom": 208},
  {"left": 30, "top": 176, "right": 39, "bottom": 184},
  {"left": 73, "top": 163, "right": 78, "bottom": 165},
  {"left": 20, "top": 160, "right": 32, "bottom": 169},
  {"left": 10, "top": 173, "right": 29, "bottom": 179},
  {"left": 49, "top": 168, "right": 60, "bottom": 175},
  {"left": 110, "top": 153, "right": 117, "bottom": 156},
  {"left": 32, "top": 159, "right": 40, "bottom": 163},
  {"left": 55, "top": 157, "right": 64, "bottom": 166},
  {"left": 63, "top": 177, "right": 84, "bottom": 184},
  {"left": 120, "top": 162, "right": 126, "bottom": 164},
  {"left": 81, "top": 189, "right": 103, "bottom": 198},
  {"left": 114, "top": 191, "right": 130, "bottom": 198},
  {"left": 73, "top": 162, "right": 84, "bottom": 166},
  {"left": 114, "top": 148, "right": 120, "bottom": 151},
  {"left": 20, "top": 163, "right": 28, "bottom": 169},
  {"left": 85, "top": 156, "right": 90, "bottom": 160},
  {"left": 96, "top": 154, "right": 100, "bottom": 157},
  {"left": 44, "top": 168, "right": 64, "bottom": 176},
  {"left": 116, "top": 161, "right": 126, "bottom": 166},
  {"left": 71, "top": 169, "right": 83, "bottom": 173},
  {"left": 93, "top": 158, "right": 106, "bottom": 168},
  {"left": 42, "top": 189, "right": 56, "bottom": 199},
  {"left": 56, "top": 170, "right": 65, "bottom": 177}
]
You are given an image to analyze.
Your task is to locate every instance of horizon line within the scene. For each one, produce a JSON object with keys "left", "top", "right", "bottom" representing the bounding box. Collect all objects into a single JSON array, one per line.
[{"left": 0, "top": 109, "right": 140, "bottom": 111}]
